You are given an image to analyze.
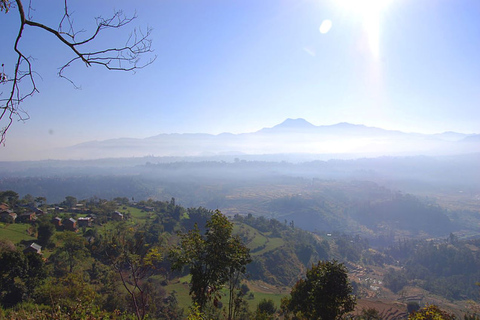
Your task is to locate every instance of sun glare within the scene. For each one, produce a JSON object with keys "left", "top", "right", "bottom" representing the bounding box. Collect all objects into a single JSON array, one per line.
[
  {"left": 319, "top": 19, "right": 333, "bottom": 34},
  {"left": 335, "top": 0, "right": 391, "bottom": 59}
]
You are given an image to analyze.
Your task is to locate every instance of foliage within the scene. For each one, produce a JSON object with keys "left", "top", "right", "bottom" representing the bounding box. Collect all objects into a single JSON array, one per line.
[
  {"left": 36, "top": 220, "right": 55, "bottom": 246},
  {"left": 171, "top": 209, "right": 251, "bottom": 315},
  {"left": 408, "top": 305, "right": 456, "bottom": 320},
  {"left": 62, "top": 196, "right": 78, "bottom": 209},
  {"left": 187, "top": 303, "right": 209, "bottom": 320},
  {"left": 105, "top": 224, "right": 165, "bottom": 320},
  {"left": 281, "top": 260, "right": 356, "bottom": 320},
  {"left": 235, "top": 214, "right": 332, "bottom": 287},
  {"left": 3, "top": 187, "right": 480, "bottom": 318},
  {"left": 1, "top": 300, "right": 137, "bottom": 319},
  {"left": 51, "top": 231, "right": 89, "bottom": 274},
  {"left": 357, "top": 307, "right": 382, "bottom": 320},
  {"left": 0, "top": 246, "right": 47, "bottom": 308},
  {"left": 350, "top": 193, "right": 452, "bottom": 236},
  {"left": 0, "top": 190, "right": 19, "bottom": 208},
  {"left": 408, "top": 302, "right": 421, "bottom": 314},
  {"left": 255, "top": 298, "right": 277, "bottom": 320},
  {"left": 384, "top": 237, "right": 480, "bottom": 300},
  {"left": 383, "top": 267, "right": 408, "bottom": 293}
]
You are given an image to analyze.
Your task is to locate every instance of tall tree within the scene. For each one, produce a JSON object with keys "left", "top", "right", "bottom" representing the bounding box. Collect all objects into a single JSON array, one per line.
[
  {"left": 52, "top": 231, "right": 88, "bottom": 274},
  {"left": 105, "top": 224, "right": 163, "bottom": 320},
  {"left": 34, "top": 196, "right": 46, "bottom": 207},
  {"left": 408, "top": 305, "right": 455, "bottom": 320},
  {"left": 281, "top": 260, "right": 356, "bottom": 320},
  {"left": 170, "top": 210, "right": 251, "bottom": 316},
  {"left": 37, "top": 220, "right": 55, "bottom": 246},
  {"left": 0, "top": 244, "right": 46, "bottom": 308},
  {"left": 63, "top": 196, "right": 78, "bottom": 209},
  {"left": 0, "top": 190, "right": 18, "bottom": 207}
]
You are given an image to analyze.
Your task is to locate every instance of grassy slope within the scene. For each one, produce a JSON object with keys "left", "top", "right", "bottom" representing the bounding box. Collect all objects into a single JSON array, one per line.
[{"left": 0, "top": 222, "right": 36, "bottom": 243}]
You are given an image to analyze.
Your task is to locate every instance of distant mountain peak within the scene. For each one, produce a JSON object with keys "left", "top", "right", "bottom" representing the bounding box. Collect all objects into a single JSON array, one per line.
[
  {"left": 273, "top": 118, "right": 317, "bottom": 129},
  {"left": 332, "top": 122, "right": 363, "bottom": 127}
]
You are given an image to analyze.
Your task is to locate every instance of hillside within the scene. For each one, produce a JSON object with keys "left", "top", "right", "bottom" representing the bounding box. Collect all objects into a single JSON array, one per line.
[
  {"left": 2, "top": 191, "right": 480, "bottom": 319},
  {"left": 1, "top": 154, "right": 479, "bottom": 241}
]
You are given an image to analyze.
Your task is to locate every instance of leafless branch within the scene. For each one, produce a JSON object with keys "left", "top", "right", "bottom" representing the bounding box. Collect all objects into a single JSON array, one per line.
[{"left": 0, "top": 0, "right": 155, "bottom": 144}]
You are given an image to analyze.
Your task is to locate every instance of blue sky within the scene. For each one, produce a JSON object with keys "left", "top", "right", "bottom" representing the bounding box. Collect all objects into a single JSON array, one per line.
[{"left": 1, "top": 0, "right": 479, "bottom": 160}]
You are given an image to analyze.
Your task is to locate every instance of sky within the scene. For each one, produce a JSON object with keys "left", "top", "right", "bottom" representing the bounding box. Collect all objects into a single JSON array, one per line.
[{"left": 1, "top": 0, "right": 480, "bottom": 160}]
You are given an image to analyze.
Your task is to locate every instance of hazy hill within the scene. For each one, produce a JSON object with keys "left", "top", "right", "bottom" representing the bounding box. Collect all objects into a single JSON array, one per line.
[{"left": 45, "top": 118, "right": 478, "bottom": 160}]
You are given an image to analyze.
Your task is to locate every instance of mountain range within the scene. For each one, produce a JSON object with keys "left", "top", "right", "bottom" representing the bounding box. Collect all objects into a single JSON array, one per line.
[{"left": 54, "top": 118, "right": 478, "bottom": 160}]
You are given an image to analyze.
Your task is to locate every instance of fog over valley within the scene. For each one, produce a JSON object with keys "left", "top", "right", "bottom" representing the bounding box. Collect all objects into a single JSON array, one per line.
[
  {"left": 3, "top": 119, "right": 479, "bottom": 161},
  {"left": 1, "top": 149, "right": 479, "bottom": 241}
]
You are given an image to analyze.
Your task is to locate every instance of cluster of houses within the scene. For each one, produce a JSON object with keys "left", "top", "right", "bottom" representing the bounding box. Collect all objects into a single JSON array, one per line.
[
  {"left": 1, "top": 200, "right": 125, "bottom": 227},
  {"left": 0, "top": 203, "right": 42, "bottom": 224},
  {"left": 50, "top": 211, "right": 124, "bottom": 231},
  {"left": 1, "top": 201, "right": 125, "bottom": 255}
]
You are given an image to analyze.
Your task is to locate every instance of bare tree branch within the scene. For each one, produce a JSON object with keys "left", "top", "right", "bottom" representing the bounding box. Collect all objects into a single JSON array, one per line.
[{"left": 0, "top": 0, "right": 155, "bottom": 144}]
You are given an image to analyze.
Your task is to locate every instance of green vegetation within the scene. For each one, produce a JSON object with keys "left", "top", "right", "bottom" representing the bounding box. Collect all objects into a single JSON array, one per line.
[
  {"left": 1, "top": 187, "right": 480, "bottom": 319},
  {"left": 171, "top": 210, "right": 251, "bottom": 319},
  {"left": 382, "top": 236, "right": 480, "bottom": 301},
  {"left": 281, "top": 260, "right": 356, "bottom": 320},
  {"left": 408, "top": 305, "right": 456, "bottom": 320},
  {"left": 0, "top": 223, "right": 36, "bottom": 243}
]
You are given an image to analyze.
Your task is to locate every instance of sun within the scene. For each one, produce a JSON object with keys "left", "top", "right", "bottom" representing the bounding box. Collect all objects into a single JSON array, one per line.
[{"left": 335, "top": 0, "right": 391, "bottom": 59}]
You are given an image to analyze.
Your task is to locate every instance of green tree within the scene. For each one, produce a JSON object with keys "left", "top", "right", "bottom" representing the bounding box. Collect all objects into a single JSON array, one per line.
[
  {"left": 407, "top": 302, "right": 421, "bottom": 314},
  {"left": 255, "top": 299, "right": 277, "bottom": 320},
  {"left": 0, "top": 244, "right": 46, "bottom": 308},
  {"left": 0, "top": 190, "right": 18, "bottom": 208},
  {"left": 105, "top": 224, "right": 164, "bottom": 320},
  {"left": 35, "top": 272, "right": 99, "bottom": 316},
  {"left": 37, "top": 221, "right": 55, "bottom": 246},
  {"left": 20, "top": 193, "right": 35, "bottom": 206},
  {"left": 281, "top": 260, "right": 356, "bottom": 320},
  {"left": 408, "top": 305, "right": 456, "bottom": 320},
  {"left": 383, "top": 267, "right": 408, "bottom": 293},
  {"left": 63, "top": 196, "right": 78, "bottom": 209},
  {"left": 358, "top": 307, "right": 382, "bottom": 320},
  {"left": 34, "top": 196, "right": 47, "bottom": 207},
  {"left": 171, "top": 210, "right": 251, "bottom": 316},
  {"left": 52, "top": 231, "right": 88, "bottom": 274}
]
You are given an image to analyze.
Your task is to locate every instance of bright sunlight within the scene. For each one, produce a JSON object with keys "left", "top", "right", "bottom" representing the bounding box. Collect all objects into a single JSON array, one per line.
[{"left": 336, "top": 0, "right": 391, "bottom": 59}]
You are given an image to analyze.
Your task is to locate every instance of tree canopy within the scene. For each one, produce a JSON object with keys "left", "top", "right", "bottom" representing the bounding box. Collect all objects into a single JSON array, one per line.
[
  {"left": 281, "top": 260, "right": 356, "bottom": 320},
  {"left": 170, "top": 209, "right": 251, "bottom": 316}
]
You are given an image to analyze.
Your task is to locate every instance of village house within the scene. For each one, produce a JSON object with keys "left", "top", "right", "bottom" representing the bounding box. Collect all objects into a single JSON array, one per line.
[
  {"left": 33, "top": 207, "right": 45, "bottom": 215},
  {"left": 52, "top": 216, "right": 62, "bottom": 228},
  {"left": 55, "top": 206, "right": 65, "bottom": 213},
  {"left": 63, "top": 218, "right": 77, "bottom": 231},
  {"left": 17, "top": 212, "right": 36, "bottom": 223},
  {"left": 72, "top": 203, "right": 85, "bottom": 213},
  {"left": 112, "top": 211, "right": 124, "bottom": 221},
  {"left": 23, "top": 242, "right": 42, "bottom": 255},
  {"left": 0, "top": 209, "right": 17, "bottom": 223},
  {"left": 77, "top": 216, "right": 92, "bottom": 227}
]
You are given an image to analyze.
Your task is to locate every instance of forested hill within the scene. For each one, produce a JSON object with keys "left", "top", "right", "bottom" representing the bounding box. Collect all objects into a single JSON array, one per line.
[
  {"left": 0, "top": 172, "right": 475, "bottom": 242},
  {"left": 1, "top": 154, "right": 478, "bottom": 241},
  {"left": 2, "top": 192, "right": 480, "bottom": 318}
]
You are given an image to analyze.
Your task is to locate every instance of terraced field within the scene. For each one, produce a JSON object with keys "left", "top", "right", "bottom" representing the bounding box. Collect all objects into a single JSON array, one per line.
[{"left": 233, "top": 223, "right": 285, "bottom": 256}]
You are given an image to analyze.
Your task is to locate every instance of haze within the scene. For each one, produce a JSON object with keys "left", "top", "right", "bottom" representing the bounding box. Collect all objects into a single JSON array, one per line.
[{"left": 1, "top": 0, "right": 479, "bottom": 161}]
